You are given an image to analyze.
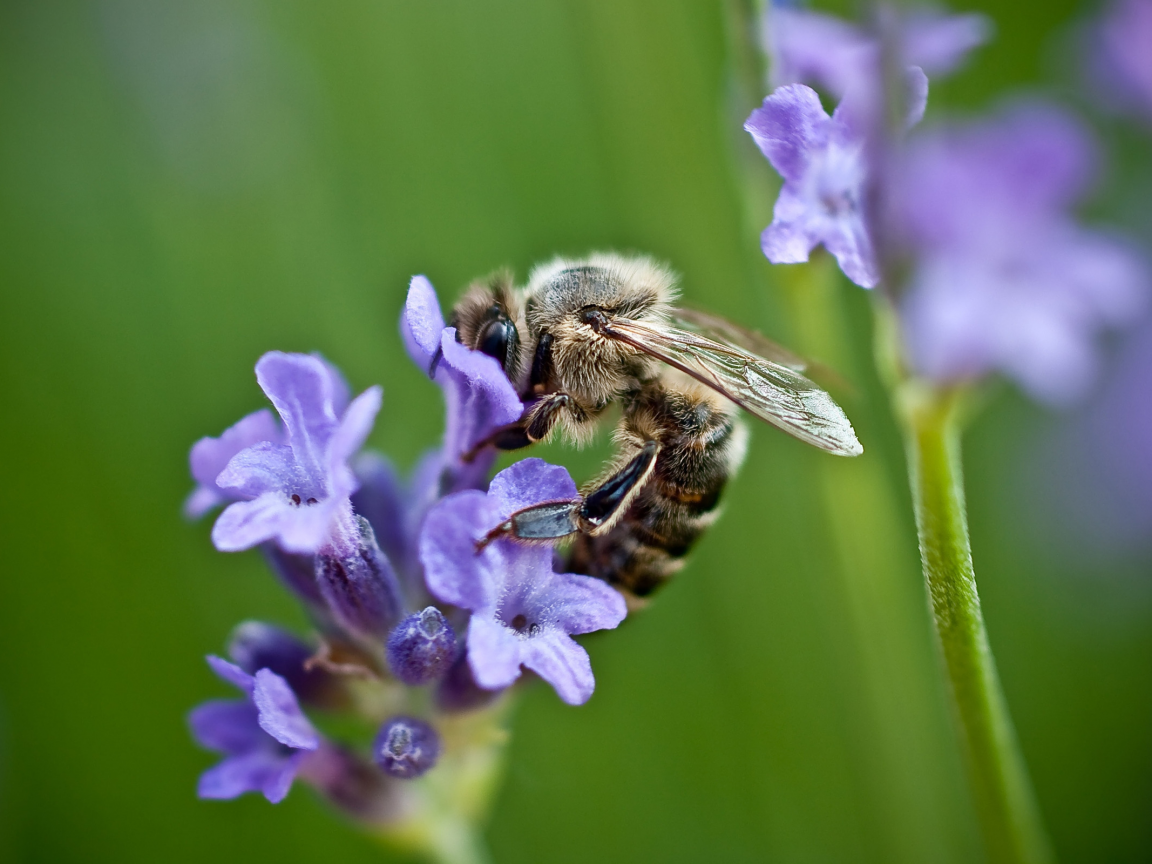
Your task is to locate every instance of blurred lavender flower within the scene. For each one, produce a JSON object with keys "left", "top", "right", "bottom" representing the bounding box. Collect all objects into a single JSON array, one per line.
[
  {"left": 766, "top": 5, "right": 990, "bottom": 99},
  {"left": 896, "top": 103, "right": 1147, "bottom": 403},
  {"left": 402, "top": 275, "right": 524, "bottom": 494},
  {"left": 421, "top": 459, "right": 627, "bottom": 706},
  {"left": 210, "top": 351, "right": 380, "bottom": 555},
  {"left": 1087, "top": 0, "right": 1152, "bottom": 122},
  {"left": 189, "top": 656, "right": 320, "bottom": 803}
]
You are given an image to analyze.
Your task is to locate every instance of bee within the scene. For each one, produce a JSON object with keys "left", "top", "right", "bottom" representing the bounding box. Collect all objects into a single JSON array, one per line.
[{"left": 450, "top": 253, "right": 862, "bottom": 599}]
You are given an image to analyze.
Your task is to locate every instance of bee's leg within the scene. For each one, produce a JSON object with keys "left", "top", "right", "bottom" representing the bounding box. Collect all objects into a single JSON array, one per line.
[
  {"left": 477, "top": 440, "right": 660, "bottom": 550},
  {"left": 461, "top": 392, "right": 581, "bottom": 462},
  {"left": 577, "top": 440, "right": 660, "bottom": 533}
]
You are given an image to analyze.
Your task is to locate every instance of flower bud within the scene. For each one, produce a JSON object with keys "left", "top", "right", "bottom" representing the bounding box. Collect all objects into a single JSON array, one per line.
[
  {"left": 386, "top": 607, "right": 456, "bottom": 685},
  {"left": 315, "top": 517, "right": 403, "bottom": 642},
  {"left": 373, "top": 717, "right": 440, "bottom": 779}
]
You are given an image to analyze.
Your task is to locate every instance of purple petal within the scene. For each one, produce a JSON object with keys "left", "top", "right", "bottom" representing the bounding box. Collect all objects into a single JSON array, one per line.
[
  {"left": 487, "top": 458, "right": 579, "bottom": 517},
  {"left": 438, "top": 329, "right": 524, "bottom": 472},
  {"left": 311, "top": 353, "right": 351, "bottom": 416},
  {"left": 420, "top": 491, "right": 499, "bottom": 611},
  {"left": 519, "top": 632, "right": 596, "bottom": 706},
  {"left": 215, "top": 442, "right": 297, "bottom": 499},
  {"left": 403, "top": 275, "right": 446, "bottom": 364},
  {"left": 252, "top": 669, "right": 320, "bottom": 751},
  {"left": 904, "top": 66, "right": 929, "bottom": 130},
  {"left": 325, "top": 385, "right": 382, "bottom": 495},
  {"left": 768, "top": 8, "right": 871, "bottom": 96},
  {"left": 207, "top": 655, "right": 255, "bottom": 693},
  {"left": 197, "top": 749, "right": 301, "bottom": 802},
  {"left": 466, "top": 614, "right": 523, "bottom": 691},
  {"left": 255, "top": 352, "right": 342, "bottom": 486},
  {"left": 744, "top": 84, "right": 830, "bottom": 182},
  {"left": 188, "top": 700, "right": 263, "bottom": 754},
  {"left": 903, "top": 11, "right": 992, "bottom": 75},
  {"left": 186, "top": 409, "right": 282, "bottom": 518},
  {"left": 545, "top": 573, "right": 628, "bottom": 635},
  {"left": 761, "top": 213, "right": 818, "bottom": 265},
  {"left": 822, "top": 209, "right": 880, "bottom": 289},
  {"left": 211, "top": 493, "right": 337, "bottom": 554},
  {"left": 183, "top": 486, "right": 225, "bottom": 521}
]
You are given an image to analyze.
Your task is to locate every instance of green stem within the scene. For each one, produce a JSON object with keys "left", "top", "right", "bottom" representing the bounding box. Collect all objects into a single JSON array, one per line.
[{"left": 897, "top": 380, "right": 1053, "bottom": 864}]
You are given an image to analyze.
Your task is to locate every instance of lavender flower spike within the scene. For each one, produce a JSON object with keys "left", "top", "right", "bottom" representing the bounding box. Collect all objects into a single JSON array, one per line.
[
  {"left": 421, "top": 459, "right": 627, "bottom": 706},
  {"left": 402, "top": 275, "right": 523, "bottom": 493},
  {"left": 184, "top": 409, "right": 282, "bottom": 519},
  {"left": 211, "top": 352, "right": 381, "bottom": 555},
  {"left": 189, "top": 656, "right": 320, "bottom": 803},
  {"left": 897, "top": 103, "right": 1148, "bottom": 403},
  {"left": 746, "top": 84, "right": 880, "bottom": 288}
]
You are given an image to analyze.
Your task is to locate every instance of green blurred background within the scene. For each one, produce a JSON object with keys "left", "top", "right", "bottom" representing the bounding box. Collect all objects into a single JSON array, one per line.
[{"left": 1, "top": 1, "right": 1148, "bottom": 862}]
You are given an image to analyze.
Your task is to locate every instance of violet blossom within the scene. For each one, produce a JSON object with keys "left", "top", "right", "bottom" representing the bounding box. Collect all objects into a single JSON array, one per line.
[
  {"left": 184, "top": 409, "right": 282, "bottom": 519},
  {"left": 766, "top": 5, "right": 990, "bottom": 100},
  {"left": 189, "top": 656, "right": 320, "bottom": 803},
  {"left": 420, "top": 459, "right": 628, "bottom": 706},
  {"left": 210, "top": 351, "right": 381, "bottom": 555},
  {"left": 896, "top": 103, "right": 1148, "bottom": 403}
]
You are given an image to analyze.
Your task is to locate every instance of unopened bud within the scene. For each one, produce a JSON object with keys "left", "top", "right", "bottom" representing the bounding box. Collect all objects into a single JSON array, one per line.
[
  {"left": 386, "top": 607, "right": 456, "bottom": 685},
  {"left": 373, "top": 716, "right": 440, "bottom": 779}
]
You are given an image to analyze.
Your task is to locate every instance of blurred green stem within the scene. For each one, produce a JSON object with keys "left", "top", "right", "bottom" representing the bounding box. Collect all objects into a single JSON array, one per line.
[{"left": 889, "top": 325, "right": 1053, "bottom": 864}]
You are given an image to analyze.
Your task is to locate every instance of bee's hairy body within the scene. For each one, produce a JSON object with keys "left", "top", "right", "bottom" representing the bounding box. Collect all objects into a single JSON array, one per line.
[{"left": 449, "top": 252, "right": 860, "bottom": 599}]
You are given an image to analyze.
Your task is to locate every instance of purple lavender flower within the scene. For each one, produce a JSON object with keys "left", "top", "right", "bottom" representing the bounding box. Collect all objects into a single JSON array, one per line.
[
  {"left": 184, "top": 409, "right": 282, "bottom": 519},
  {"left": 189, "top": 656, "right": 320, "bottom": 803},
  {"left": 210, "top": 351, "right": 381, "bottom": 555},
  {"left": 420, "top": 459, "right": 627, "bottom": 706},
  {"left": 766, "top": 5, "right": 990, "bottom": 99},
  {"left": 745, "top": 84, "right": 882, "bottom": 287},
  {"left": 896, "top": 103, "right": 1148, "bottom": 403},
  {"left": 228, "top": 621, "right": 346, "bottom": 708},
  {"left": 402, "top": 276, "right": 524, "bottom": 493}
]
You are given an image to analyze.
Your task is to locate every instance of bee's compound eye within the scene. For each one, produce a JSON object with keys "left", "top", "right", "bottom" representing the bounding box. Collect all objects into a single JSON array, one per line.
[{"left": 478, "top": 316, "right": 518, "bottom": 371}]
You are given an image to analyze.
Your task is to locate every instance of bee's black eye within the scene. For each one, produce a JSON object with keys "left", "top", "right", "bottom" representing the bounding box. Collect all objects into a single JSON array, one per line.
[{"left": 478, "top": 316, "right": 518, "bottom": 372}]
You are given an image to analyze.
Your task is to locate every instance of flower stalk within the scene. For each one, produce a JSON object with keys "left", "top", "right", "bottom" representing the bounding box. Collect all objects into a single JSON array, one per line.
[{"left": 893, "top": 368, "right": 1053, "bottom": 864}]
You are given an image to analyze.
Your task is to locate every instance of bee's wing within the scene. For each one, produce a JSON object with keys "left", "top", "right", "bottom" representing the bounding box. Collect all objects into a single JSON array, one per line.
[
  {"left": 603, "top": 319, "right": 863, "bottom": 456},
  {"left": 672, "top": 307, "right": 809, "bottom": 372}
]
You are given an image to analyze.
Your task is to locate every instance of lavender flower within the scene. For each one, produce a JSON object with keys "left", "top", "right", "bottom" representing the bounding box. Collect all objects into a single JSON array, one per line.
[
  {"left": 766, "top": 5, "right": 989, "bottom": 99},
  {"left": 896, "top": 103, "right": 1147, "bottom": 403},
  {"left": 402, "top": 275, "right": 524, "bottom": 493},
  {"left": 228, "top": 621, "right": 344, "bottom": 708},
  {"left": 421, "top": 459, "right": 627, "bottom": 706},
  {"left": 189, "top": 656, "right": 320, "bottom": 803},
  {"left": 211, "top": 351, "right": 381, "bottom": 555}
]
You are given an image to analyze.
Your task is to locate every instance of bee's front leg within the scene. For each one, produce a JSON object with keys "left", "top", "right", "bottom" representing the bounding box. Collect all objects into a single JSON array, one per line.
[{"left": 461, "top": 392, "right": 580, "bottom": 462}]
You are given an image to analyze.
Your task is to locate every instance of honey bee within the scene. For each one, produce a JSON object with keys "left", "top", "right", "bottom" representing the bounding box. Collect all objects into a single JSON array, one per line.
[{"left": 450, "top": 253, "right": 862, "bottom": 599}]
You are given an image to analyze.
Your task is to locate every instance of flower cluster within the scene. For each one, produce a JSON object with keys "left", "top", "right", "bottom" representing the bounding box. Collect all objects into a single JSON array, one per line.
[
  {"left": 184, "top": 277, "right": 625, "bottom": 819},
  {"left": 749, "top": 4, "right": 1147, "bottom": 404}
]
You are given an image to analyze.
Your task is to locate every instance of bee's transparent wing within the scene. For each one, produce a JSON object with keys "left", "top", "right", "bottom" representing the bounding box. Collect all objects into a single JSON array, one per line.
[
  {"left": 604, "top": 319, "right": 863, "bottom": 456},
  {"left": 672, "top": 307, "right": 809, "bottom": 372}
]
